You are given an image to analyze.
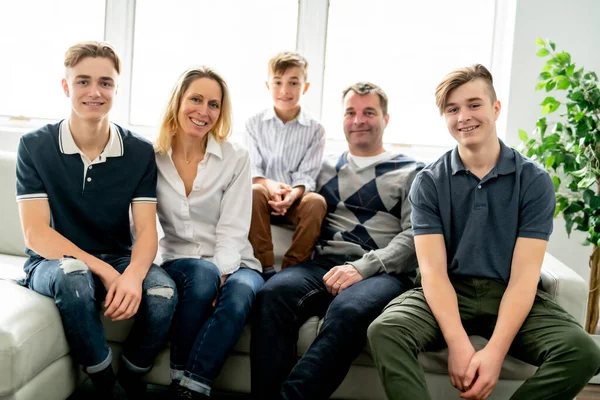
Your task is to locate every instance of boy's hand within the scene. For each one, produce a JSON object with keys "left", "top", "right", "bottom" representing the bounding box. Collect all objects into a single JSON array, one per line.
[
  {"left": 460, "top": 346, "right": 503, "bottom": 400},
  {"left": 269, "top": 186, "right": 304, "bottom": 216},
  {"left": 104, "top": 268, "right": 144, "bottom": 321},
  {"left": 265, "top": 179, "right": 292, "bottom": 202},
  {"left": 447, "top": 338, "right": 477, "bottom": 392},
  {"left": 96, "top": 260, "right": 121, "bottom": 290}
]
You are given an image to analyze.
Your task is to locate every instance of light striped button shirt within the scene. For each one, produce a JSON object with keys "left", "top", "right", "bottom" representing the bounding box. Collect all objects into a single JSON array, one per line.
[{"left": 244, "top": 107, "right": 326, "bottom": 192}]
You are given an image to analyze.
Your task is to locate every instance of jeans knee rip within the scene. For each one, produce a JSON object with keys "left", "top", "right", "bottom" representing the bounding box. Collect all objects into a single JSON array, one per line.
[
  {"left": 147, "top": 286, "right": 175, "bottom": 299},
  {"left": 59, "top": 258, "right": 88, "bottom": 274}
]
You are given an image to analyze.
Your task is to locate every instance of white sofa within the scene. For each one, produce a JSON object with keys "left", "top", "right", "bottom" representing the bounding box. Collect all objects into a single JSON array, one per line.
[{"left": 0, "top": 149, "right": 591, "bottom": 400}]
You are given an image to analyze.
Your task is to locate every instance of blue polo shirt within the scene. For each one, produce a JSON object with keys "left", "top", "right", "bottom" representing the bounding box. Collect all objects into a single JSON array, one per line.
[
  {"left": 16, "top": 120, "right": 157, "bottom": 259},
  {"left": 409, "top": 139, "right": 555, "bottom": 282}
]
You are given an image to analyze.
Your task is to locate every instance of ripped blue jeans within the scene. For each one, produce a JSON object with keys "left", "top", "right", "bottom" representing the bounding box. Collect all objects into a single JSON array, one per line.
[{"left": 24, "top": 254, "right": 177, "bottom": 374}]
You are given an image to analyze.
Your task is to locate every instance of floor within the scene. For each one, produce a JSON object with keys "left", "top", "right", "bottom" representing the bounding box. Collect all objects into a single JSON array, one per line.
[
  {"left": 68, "top": 380, "right": 600, "bottom": 399},
  {"left": 579, "top": 385, "right": 600, "bottom": 400},
  {"left": 67, "top": 379, "right": 246, "bottom": 399}
]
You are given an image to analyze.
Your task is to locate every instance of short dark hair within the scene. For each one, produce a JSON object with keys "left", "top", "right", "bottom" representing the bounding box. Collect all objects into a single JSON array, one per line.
[{"left": 342, "top": 82, "right": 389, "bottom": 115}]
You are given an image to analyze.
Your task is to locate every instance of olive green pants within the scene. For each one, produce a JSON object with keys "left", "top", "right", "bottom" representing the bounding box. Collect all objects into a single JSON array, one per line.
[{"left": 367, "top": 276, "right": 600, "bottom": 400}]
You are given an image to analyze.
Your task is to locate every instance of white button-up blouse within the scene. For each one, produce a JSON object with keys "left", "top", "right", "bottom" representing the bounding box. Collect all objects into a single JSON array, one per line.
[{"left": 155, "top": 134, "right": 261, "bottom": 275}]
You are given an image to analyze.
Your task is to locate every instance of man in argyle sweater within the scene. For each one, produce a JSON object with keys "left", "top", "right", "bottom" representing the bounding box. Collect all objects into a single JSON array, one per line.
[{"left": 251, "top": 82, "right": 423, "bottom": 400}]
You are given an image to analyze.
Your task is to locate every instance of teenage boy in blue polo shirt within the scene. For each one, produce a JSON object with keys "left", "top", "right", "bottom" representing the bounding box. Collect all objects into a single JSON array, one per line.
[
  {"left": 16, "top": 41, "right": 177, "bottom": 399},
  {"left": 368, "top": 64, "right": 600, "bottom": 400}
]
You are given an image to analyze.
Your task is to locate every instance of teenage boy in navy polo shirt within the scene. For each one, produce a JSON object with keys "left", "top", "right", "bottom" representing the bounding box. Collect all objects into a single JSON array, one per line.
[
  {"left": 368, "top": 64, "right": 600, "bottom": 400},
  {"left": 16, "top": 41, "right": 177, "bottom": 399}
]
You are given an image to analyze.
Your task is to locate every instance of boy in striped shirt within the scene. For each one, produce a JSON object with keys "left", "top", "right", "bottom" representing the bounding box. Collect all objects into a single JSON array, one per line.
[{"left": 245, "top": 51, "right": 327, "bottom": 275}]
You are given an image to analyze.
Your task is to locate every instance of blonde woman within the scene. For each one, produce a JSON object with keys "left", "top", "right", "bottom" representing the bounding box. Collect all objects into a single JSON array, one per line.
[{"left": 155, "top": 67, "right": 263, "bottom": 399}]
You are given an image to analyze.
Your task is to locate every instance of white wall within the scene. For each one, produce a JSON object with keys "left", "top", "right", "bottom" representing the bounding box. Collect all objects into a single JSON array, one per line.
[{"left": 504, "top": 0, "right": 600, "bottom": 281}]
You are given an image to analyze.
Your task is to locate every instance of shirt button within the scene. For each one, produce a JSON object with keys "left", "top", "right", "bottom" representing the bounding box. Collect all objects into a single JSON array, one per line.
[
  {"left": 477, "top": 184, "right": 482, "bottom": 189},
  {"left": 89, "top": 165, "right": 93, "bottom": 170},
  {"left": 87, "top": 177, "right": 92, "bottom": 182}
]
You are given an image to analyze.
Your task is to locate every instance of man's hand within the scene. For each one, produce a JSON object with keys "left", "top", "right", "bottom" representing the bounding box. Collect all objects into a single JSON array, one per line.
[
  {"left": 104, "top": 268, "right": 144, "bottom": 321},
  {"left": 323, "top": 264, "right": 363, "bottom": 296},
  {"left": 447, "top": 339, "right": 477, "bottom": 392},
  {"left": 212, "top": 274, "right": 230, "bottom": 307},
  {"left": 460, "top": 346, "right": 504, "bottom": 400}
]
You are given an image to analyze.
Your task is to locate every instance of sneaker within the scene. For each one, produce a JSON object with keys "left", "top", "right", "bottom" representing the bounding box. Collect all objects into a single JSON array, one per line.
[
  {"left": 170, "top": 383, "right": 209, "bottom": 399},
  {"left": 116, "top": 366, "right": 147, "bottom": 398}
]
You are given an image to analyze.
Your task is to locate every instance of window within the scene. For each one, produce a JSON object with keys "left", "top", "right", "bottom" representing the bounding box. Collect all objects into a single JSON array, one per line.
[
  {"left": 129, "top": 0, "right": 298, "bottom": 136},
  {"left": 0, "top": 0, "right": 106, "bottom": 120},
  {"left": 321, "top": 0, "right": 496, "bottom": 146}
]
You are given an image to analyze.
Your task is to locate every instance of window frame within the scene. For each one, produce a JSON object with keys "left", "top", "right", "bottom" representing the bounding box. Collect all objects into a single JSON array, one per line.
[{"left": 0, "top": 0, "right": 515, "bottom": 155}]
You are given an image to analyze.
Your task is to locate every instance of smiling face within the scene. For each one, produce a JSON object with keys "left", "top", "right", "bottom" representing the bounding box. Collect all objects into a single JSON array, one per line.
[
  {"left": 62, "top": 56, "right": 118, "bottom": 123},
  {"left": 267, "top": 66, "right": 309, "bottom": 115},
  {"left": 177, "top": 77, "right": 222, "bottom": 139},
  {"left": 443, "top": 78, "right": 501, "bottom": 149},
  {"left": 343, "top": 91, "right": 389, "bottom": 156}
]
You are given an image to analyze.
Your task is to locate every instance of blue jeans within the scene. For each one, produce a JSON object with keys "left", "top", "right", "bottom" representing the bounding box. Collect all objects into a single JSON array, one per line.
[
  {"left": 26, "top": 254, "right": 177, "bottom": 373},
  {"left": 250, "top": 255, "right": 412, "bottom": 400},
  {"left": 162, "top": 258, "right": 264, "bottom": 396}
]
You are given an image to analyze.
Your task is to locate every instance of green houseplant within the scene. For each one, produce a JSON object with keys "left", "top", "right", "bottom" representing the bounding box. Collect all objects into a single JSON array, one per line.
[{"left": 519, "top": 39, "right": 600, "bottom": 334}]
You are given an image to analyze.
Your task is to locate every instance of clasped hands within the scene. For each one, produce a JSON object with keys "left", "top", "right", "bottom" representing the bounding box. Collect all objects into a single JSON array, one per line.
[
  {"left": 265, "top": 179, "right": 297, "bottom": 216},
  {"left": 448, "top": 339, "right": 504, "bottom": 400}
]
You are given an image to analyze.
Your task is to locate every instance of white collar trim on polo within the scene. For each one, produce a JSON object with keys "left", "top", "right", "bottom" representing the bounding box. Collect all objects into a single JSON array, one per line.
[{"left": 59, "top": 119, "right": 124, "bottom": 159}]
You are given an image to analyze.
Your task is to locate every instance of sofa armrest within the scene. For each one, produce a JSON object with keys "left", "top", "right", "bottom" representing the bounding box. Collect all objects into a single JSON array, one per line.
[
  {"left": 0, "top": 279, "right": 72, "bottom": 396},
  {"left": 539, "top": 252, "right": 588, "bottom": 326}
]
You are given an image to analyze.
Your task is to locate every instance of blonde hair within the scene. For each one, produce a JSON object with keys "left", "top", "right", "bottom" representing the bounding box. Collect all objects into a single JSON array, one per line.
[
  {"left": 342, "top": 82, "right": 389, "bottom": 115},
  {"left": 155, "top": 66, "right": 232, "bottom": 154},
  {"left": 435, "top": 64, "right": 496, "bottom": 115},
  {"left": 268, "top": 51, "right": 309, "bottom": 82},
  {"left": 64, "top": 41, "right": 121, "bottom": 73}
]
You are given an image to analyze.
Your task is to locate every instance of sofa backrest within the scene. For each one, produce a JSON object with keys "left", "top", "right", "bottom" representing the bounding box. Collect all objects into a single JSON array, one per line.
[{"left": 0, "top": 151, "right": 26, "bottom": 256}]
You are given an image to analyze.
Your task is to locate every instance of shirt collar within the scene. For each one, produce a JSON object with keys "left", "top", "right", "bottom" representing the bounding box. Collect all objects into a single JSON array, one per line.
[
  {"left": 165, "top": 133, "right": 223, "bottom": 160},
  {"left": 450, "top": 138, "right": 515, "bottom": 176},
  {"left": 59, "top": 119, "right": 124, "bottom": 157},
  {"left": 262, "top": 107, "right": 310, "bottom": 126},
  {"left": 205, "top": 133, "right": 223, "bottom": 159}
]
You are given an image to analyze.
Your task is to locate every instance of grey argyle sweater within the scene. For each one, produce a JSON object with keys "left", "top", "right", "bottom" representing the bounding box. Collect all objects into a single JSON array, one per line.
[{"left": 315, "top": 151, "right": 423, "bottom": 279}]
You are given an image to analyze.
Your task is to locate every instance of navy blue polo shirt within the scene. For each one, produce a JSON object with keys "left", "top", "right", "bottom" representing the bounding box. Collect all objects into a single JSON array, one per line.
[
  {"left": 409, "top": 139, "right": 555, "bottom": 282},
  {"left": 16, "top": 120, "right": 157, "bottom": 258}
]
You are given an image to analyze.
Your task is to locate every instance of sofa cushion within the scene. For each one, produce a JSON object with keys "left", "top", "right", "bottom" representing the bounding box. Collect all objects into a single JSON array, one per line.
[
  {"left": 0, "top": 151, "right": 27, "bottom": 257},
  {"left": 0, "top": 280, "right": 71, "bottom": 396}
]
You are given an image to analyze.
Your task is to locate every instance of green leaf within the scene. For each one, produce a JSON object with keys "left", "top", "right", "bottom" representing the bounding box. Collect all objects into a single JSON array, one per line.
[
  {"left": 518, "top": 129, "right": 528, "bottom": 142},
  {"left": 566, "top": 64, "right": 575, "bottom": 77},
  {"left": 578, "top": 176, "right": 596, "bottom": 189},
  {"left": 537, "top": 48, "right": 550, "bottom": 57},
  {"left": 557, "top": 52, "right": 571, "bottom": 64},
  {"left": 541, "top": 64, "right": 553, "bottom": 72},
  {"left": 584, "top": 189, "right": 595, "bottom": 204},
  {"left": 542, "top": 104, "right": 553, "bottom": 114},
  {"left": 592, "top": 197, "right": 600, "bottom": 210},
  {"left": 541, "top": 97, "right": 556, "bottom": 106},
  {"left": 545, "top": 155, "right": 556, "bottom": 168},
  {"left": 556, "top": 76, "right": 570, "bottom": 90},
  {"left": 546, "top": 80, "right": 557, "bottom": 91},
  {"left": 571, "top": 166, "right": 589, "bottom": 177},
  {"left": 552, "top": 176, "right": 561, "bottom": 191},
  {"left": 566, "top": 219, "right": 575, "bottom": 236},
  {"left": 539, "top": 72, "right": 552, "bottom": 80},
  {"left": 549, "top": 41, "right": 556, "bottom": 51},
  {"left": 535, "top": 82, "right": 546, "bottom": 91},
  {"left": 536, "top": 38, "right": 545, "bottom": 46}
]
